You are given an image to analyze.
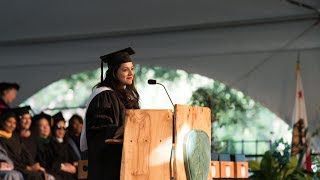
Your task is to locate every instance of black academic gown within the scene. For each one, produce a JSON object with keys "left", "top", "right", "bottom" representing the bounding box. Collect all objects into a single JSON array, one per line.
[
  {"left": 0, "top": 99, "right": 10, "bottom": 114},
  {"left": 20, "top": 133, "right": 38, "bottom": 162},
  {"left": 66, "top": 134, "right": 81, "bottom": 161},
  {"left": 36, "top": 137, "right": 75, "bottom": 180},
  {"left": 49, "top": 137, "right": 78, "bottom": 180},
  {"left": 0, "top": 133, "right": 45, "bottom": 180},
  {"left": 86, "top": 90, "right": 126, "bottom": 180},
  {"left": 36, "top": 137, "right": 67, "bottom": 180},
  {"left": 36, "top": 138, "right": 54, "bottom": 172}
]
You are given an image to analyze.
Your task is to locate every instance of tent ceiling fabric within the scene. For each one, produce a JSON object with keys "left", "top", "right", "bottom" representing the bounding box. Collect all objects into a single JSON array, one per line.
[
  {"left": 0, "top": 0, "right": 318, "bottom": 43},
  {"left": 1, "top": 0, "right": 320, "bottom": 135}
]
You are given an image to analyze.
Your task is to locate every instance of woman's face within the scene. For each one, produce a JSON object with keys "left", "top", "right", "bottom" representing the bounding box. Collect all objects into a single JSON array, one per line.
[
  {"left": 2, "top": 88, "right": 17, "bottom": 104},
  {"left": 116, "top": 62, "right": 134, "bottom": 87},
  {"left": 39, "top": 119, "right": 51, "bottom": 138},
  {"left": 20, "top": 114, "right": 32, "bottom": 130},
  {"left": 54, "top": 121, "right": 66, "bottom": 139},
  {"left": 3, "top": 117, "right": 16, "bottom": 133},
  {"left": 71, "top": 119, "right": 83, "bottom": 135}
]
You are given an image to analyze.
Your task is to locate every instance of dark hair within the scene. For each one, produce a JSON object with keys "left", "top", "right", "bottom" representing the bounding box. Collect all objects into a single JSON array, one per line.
[
  {"left": 15, "top": 112, "right": 31, "bottom": 132},
  {"left": 0, "top": 110, "right": 17, "bottom": 130},
  {"left": 69, "top": 114, "right": 83, "bottom": 125},
  {"left": 94, "top": 63, "right": 140, "bottom": 109},
  {"left": 67, "top": 114, "right": 83, "bottom": 133},
  {"left": 0, "top": 82, "right": 20, "bottom": 96},
  {"left": 31, "top": 115, "right": 51, "bottom": 138}
]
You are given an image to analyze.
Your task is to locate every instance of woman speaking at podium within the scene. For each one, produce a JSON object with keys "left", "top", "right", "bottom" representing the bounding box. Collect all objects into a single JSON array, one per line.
[{"left": 80, "top": 47, "right": 140, "bottom": 179}]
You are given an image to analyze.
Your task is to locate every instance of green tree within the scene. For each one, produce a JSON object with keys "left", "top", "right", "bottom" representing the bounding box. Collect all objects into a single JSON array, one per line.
[
  {"left": 134, "top": 65, "right": 183, "bottom": 83},
  {"left": 189, "top": 82, "right": 259, "bottom": 127},
  {"left": 188, "top": 82, "right": 280, "bottom": 154}
]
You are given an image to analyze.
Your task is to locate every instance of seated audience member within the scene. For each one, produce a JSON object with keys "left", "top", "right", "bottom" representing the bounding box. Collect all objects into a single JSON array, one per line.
[
  {"left": 0, "top": 110, "right": 47, "bottom": 180},
  {"left": 33, "top": 112, "right": 76, "bottom": 180},
  {"left": 66, "top": 114, "right": 83, "bottom": 161},
  {"left": 52, "top": 112, "right": 78, "bottom": 179},
  {"left": 0, "top": 82, "right": 19, "bottom": 114},
  {"left": 15, "top": 106, "right": 38, "bottom": 160},
  {"left": 0, "top": 143, "right": 24, "bottom": 180}
]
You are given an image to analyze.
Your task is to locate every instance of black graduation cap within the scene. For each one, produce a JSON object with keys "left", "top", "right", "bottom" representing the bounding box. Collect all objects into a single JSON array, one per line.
[
  {"left": 14, "top": 106, "right": 32, "bottom": 117},
  {"left": 52, "top": 112, "right": 65, "bottom": 127},
  {"left": 33, "top": 112, "right": 52, "bottom": 126},
  {"left": 0, "top": 82, "right": 20, "bottom": 93},
  {"left": 0, "top": 109, "right": 17, "bottom": 122},
  {"left": 99, "top": 47, "right": 135, "bottom": 82}
]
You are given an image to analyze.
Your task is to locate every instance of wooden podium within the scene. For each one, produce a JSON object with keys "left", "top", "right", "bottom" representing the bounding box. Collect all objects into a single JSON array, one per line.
[{"left": 120, "top": 104, "right": 211, "bottom": 180}]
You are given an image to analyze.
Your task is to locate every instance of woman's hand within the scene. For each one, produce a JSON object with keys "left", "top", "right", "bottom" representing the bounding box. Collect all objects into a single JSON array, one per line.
[
  {"left": 73, "top": 161, "right": 79, "bottom": 167},
  {"left": 27, "top": 163, "right": 46, "bottom": 173},
  {"left": 0, "top": 162, "right": 14, "bottom": 170},
  {"left": 61, "top": 163, "right": 76, "bottom": 174}
]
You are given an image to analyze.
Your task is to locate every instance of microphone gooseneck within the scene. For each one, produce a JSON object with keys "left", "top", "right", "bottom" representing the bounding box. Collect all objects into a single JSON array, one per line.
[
  {"left": 157, "top": 83, "right": 174, "bottom": 107},
  {"left": 147, "top": 79, "right": 174, "bottom": 107}
]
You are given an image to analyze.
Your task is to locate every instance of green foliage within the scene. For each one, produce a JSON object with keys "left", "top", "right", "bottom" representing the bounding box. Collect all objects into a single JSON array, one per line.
[
  {"left": 22, "top": 68, "right": 100, "bottom": 113},
  {"left": 271, "top": 138, "right": 291, "bottom": 167},
  {"left": 210, "top": 137, "right": 238, "bottom": 154},
  {"left": 312, "top": 155, "right": 320, "bottom": 178},
  {"left": 249, "top": 151, "right": 311, "bottom": 180},
  {"left": 189, "top": 80, "right": 291, "bottom": 155},
  {"left": 189, "top": 83, "right": 259, "bottom": 126},
  {"left": 134, "top": 64, "right": 182, "bottom": 83},
  {"left": 66, "top": 69, "right": 99, "bottom": 87}
]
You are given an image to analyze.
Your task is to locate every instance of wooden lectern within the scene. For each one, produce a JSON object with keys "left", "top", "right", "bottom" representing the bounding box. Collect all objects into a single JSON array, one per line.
[{"left": 120, "top": 104, "right": 211, "bottom": 180}]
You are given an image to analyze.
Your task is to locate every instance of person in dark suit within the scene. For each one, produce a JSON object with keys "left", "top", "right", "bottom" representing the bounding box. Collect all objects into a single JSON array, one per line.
[{"left": 66, "top": 114, "right": 83, "bottom": 161}]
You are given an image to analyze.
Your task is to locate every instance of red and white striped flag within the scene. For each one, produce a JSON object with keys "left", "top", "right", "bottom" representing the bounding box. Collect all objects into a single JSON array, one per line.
[{"left": 291, "top": 60, "right": 311, "bottom": 170}]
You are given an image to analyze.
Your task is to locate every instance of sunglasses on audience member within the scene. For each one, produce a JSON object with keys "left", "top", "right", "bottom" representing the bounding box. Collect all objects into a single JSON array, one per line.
[{"left": 56, "top": 126, "right": 66, "bottom": 130}]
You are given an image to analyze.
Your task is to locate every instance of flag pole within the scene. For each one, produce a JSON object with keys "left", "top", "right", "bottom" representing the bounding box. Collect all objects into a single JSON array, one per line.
[{"left": 291, "top": 52, "right": 312, "bottom": 171}]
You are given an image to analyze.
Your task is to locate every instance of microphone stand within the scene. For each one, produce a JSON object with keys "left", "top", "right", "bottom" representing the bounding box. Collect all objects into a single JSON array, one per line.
[
  {"left": 155, "top": 82, "right": 175, "bottom": 180},
  {"left": 170, "top": 113, "right": 175, "bottom": 180}
]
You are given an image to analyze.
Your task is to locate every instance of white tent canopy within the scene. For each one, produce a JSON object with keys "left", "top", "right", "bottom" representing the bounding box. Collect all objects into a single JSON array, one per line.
[{"left": 1, "top": 0, "right": 320, "bottom": 137}]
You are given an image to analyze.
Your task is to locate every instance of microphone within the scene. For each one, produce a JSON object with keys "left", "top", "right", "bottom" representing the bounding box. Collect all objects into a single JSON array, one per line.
[
  {"left": 147, "top": 79, "right": 157, "bottom": 85},
  {"left": 148, "top": 79, "right": 174, "bottom": 107}
]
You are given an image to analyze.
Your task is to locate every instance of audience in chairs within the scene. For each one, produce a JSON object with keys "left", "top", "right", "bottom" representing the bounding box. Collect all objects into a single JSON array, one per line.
[
  {"left": 0, "top": 82, "right": 87, "bottom": 180},
  {"left": 0, "top": 110, "right": 48, "bottom": 180}
]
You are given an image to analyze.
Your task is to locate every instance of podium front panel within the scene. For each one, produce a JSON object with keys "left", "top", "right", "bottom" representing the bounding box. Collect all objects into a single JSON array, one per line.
[
  {"left": 121, "top": 109, "right": 173, "bottom": 180},
  {"left": 174, "top": 104, "right": 211, "bottom": 180}
]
